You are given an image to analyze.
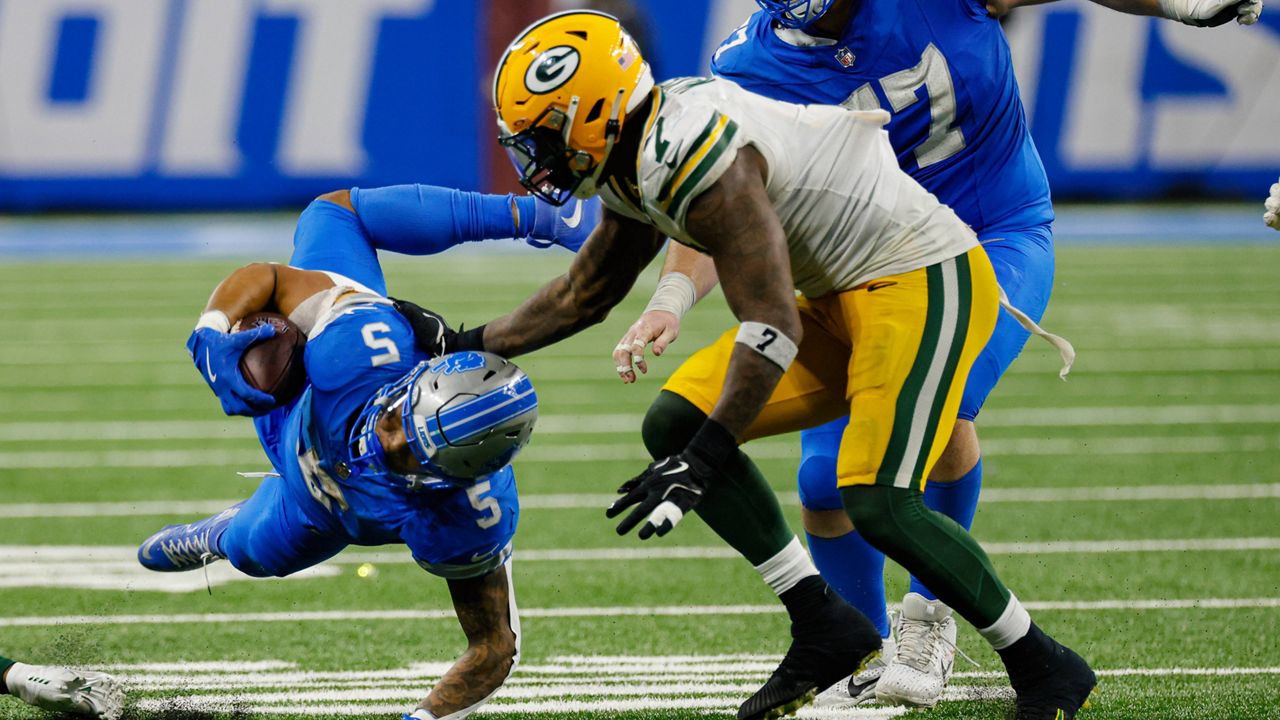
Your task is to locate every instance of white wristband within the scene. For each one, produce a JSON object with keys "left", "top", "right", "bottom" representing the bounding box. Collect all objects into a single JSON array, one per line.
[
  {"left": 736, "top": 321, "right": 798, "bottom": 371},
  {"left": 643, "top": 272, "right": 698, "bottom": 319},
  {"left": 195, "top": 310, "right": 231, "bottom": 333}
]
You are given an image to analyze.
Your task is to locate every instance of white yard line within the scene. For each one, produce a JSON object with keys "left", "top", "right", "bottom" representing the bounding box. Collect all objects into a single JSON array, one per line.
[
  {"left": 113, "top": 654, "right": 1280, "bottom": 718},
  {"left": 4, "top": 597, "right": 1279, "bottom": 628},
  {"left": 3, "top": 404, "right": 1279, "bottom": 442}
]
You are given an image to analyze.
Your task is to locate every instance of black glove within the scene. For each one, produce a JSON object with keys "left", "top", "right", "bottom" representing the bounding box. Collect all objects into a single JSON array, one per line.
[
  {"left": 391, "top": 297, "right": 485, "bottom": 358},
  {"left": 606, "top": 420, "right": 736, "bottom": 540}
]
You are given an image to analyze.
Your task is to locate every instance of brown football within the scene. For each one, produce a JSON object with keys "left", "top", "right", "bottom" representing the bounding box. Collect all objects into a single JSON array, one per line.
[{"left": 236, "top": 311, "right": 308, "bottom": 406}]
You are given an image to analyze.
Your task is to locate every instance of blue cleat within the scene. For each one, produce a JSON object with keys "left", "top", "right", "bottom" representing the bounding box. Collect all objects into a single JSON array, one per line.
[{"left": 137, "top": 503, "right": 242, "bottom": 572}]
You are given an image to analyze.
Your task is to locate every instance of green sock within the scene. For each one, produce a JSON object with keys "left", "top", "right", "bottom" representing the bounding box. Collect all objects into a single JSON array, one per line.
[
  {"left": 643, "top": 391, "right": 794, "bottom": 565},
  {"left": 842, "top": 484, "right": 1011, "bottom": 626},
  {"left": 0, "top": 655, "right": 15, "bottom": 694}
]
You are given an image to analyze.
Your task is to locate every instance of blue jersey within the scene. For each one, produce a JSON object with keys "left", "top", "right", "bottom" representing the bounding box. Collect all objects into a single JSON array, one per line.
[
  {"left": 712, "top": 0, "right": 1053, "bottom": 234},
  {"left": 242, "top": 198, "right": 521, "bottom": 578}
]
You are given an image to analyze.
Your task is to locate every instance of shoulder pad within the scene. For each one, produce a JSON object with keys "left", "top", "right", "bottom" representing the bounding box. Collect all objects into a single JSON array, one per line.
[
  {"left": 637, "top": 82, "right": 745, "bottom": 233},
  {"left": 304, "top": 305, "right": 418, "bottom": 392}
]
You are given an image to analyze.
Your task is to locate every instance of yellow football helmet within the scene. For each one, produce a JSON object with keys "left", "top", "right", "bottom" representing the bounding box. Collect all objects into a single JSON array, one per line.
[{"left": 493, "top": 11, "right": 654, "bottom": 205}]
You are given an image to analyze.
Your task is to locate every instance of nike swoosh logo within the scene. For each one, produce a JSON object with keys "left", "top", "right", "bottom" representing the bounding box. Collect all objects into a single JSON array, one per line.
[
  {"left": 865, "top": 281, "right": 898, "bottom": 292},
  {"left": 140, "top": 535, "right": 159, "bottom": 561},
  {"left": 563, "top": 200, "right": 584, "bottom": 229},
  {"left": 471, "top": 548, "right": 498, "bottom": 563},
  {"left": 660, "top": 461, "right": 689, "bottom": 476},
  {"left": 205, "top": 348, "right": 217, "bottom": 382}
]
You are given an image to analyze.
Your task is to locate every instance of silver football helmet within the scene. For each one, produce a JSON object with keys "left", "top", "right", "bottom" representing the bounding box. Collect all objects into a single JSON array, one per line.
[{"left": 351, "top": 351, "right": 538, "bottom": 487}]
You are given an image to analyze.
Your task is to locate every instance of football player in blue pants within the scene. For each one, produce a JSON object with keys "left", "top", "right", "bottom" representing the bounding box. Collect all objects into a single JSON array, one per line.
[
  {"left": 615, "top": 0, "right": 1262, "bottom": 708},
  {"left": 137, "top": 186, "right": 591, "bottom": 720}
]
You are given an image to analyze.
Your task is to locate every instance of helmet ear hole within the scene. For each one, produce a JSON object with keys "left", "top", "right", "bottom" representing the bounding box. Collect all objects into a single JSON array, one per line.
[{"left": 584, "top": 98, "right": 605, "bottom": 124}]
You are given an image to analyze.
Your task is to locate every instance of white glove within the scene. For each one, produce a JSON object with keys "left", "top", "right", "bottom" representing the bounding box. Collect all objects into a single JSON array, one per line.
[
  {"left": 5, "top": 663, "right": 124, "bottom": 720},
  {"left": 1265, "top": 180, "right": 1280, "bottom": 230},
  {"left": 1159, "top": 0, "right": 1262, "bottom": 26}
]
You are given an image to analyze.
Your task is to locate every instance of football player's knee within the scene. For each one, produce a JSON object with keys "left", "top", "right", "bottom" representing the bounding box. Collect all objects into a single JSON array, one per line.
[
  {"left": 840, "top": 484, "right": 903, "bottom": 545},
  {"left": 641, "top": 390, "right": 706, "bottom": 459},
  {"left": 796, "top": 453, "right": 842, "bottom": 511},
  {"left": 221, "top": 534, "right": 286, "bottom": 578}
]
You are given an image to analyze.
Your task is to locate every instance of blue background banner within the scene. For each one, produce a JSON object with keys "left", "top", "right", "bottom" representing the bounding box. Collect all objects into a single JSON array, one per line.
[{"left": 0, "top": 0, "right": 1276, "bottom": 210}]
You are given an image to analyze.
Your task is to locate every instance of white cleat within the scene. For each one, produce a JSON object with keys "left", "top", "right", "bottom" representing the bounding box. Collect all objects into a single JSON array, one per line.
[
  {"left": 814, "top": 635, "right": 897, "bottom": 707},
  {"left": 875, "top": 593, "right": 957, "bottom": 708},
  {"left": 6, "top": 662, "right": 125, "bottom": 720}
]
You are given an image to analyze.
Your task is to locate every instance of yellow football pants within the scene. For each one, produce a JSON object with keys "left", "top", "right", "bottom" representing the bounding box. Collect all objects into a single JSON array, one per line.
[{"left": 662, "top": 246, "right": 998, "bottom": 491}]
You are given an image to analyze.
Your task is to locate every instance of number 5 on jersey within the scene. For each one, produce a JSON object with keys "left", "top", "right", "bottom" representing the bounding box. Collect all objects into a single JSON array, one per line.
[{"left": 361, "top": 322, "right": 401, "bottom": 367}]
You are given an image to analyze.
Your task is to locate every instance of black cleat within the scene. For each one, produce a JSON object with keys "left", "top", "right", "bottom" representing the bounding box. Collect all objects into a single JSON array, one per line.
[
  {"left": 738, "top": 577, "right": 882, "bottom": 720},
  {"left": 1002, "top": 625, "right": 1097, "bottom": 720}
]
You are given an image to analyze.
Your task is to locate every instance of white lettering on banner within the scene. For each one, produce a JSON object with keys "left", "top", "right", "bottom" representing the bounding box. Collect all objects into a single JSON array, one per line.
[
  {"left": 1149, "top": 23, "right": 1280, "bottom": 167},
  {"left": 1059, "top": 3, "right": 1145, "bottom": 168},
  {"left": 0, "top": 0, "right": 166, "bottom": 174},
  {"left": 265, "top": 0, "right": 431, "bottom": 176},
  {"left": 160, "top": 0, "right": 253, "bottom": 174}
]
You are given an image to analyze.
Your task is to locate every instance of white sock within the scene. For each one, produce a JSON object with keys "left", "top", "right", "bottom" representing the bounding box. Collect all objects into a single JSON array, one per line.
[
  {"left": 977, "top": 592, "right": 1032, "bottom": 650},
  {"left": 753, "top": 536, "right": 819, "bottom": 596}
]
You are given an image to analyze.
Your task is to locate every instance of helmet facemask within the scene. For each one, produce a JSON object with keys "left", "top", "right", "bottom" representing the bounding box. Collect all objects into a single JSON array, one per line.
[
  {"left": 756, "top": 0, "right": 837, "bottom": 29},
  {"left": 499, "top": 90, "right": 626, "bottom": 206},
  {"left": 349, "top": 365, "right": 454, "bottom": 493}
]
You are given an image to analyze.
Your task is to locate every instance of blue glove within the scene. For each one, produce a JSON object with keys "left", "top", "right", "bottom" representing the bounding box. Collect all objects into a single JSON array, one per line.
[
  {"left": 186, "top": 324, "right": 279, "bottom": 416},
  {"left": 527, "top": 196, "right": 600, "bottom": 252}
]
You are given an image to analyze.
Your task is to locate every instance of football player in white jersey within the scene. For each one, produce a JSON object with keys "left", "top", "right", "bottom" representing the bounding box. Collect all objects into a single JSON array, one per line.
[{"left": 408, "top": 10, "right": 1095, "bottom": 720}]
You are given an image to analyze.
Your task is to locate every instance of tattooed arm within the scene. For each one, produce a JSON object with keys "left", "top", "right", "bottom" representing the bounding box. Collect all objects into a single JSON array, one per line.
[
  {"left": 414, "top": 565, "right": 519, "bottom": 719},
  {"left": 477, "top": 207, "right": 666, "bottom": 357},
  {"left": 683, "top": 146, "right": 800, "bottom": 440}
]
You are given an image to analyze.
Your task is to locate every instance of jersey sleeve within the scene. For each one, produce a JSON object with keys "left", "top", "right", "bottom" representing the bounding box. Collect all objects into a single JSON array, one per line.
[{"left": 638, "top": 93, "right": 746, "bottom": 235}]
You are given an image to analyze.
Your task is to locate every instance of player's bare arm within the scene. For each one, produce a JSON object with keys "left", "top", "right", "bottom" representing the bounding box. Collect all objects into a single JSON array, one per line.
[
  {"left": 614, "top": 240, "right": 719, "bottom": 382},
  {"left": 189, "top": 263, "right": 336, "bottom": 416},
  {"left": 416, "top": 566, "right": 518, "bottom": 718},
  {"left": 987, "top": 0, "right": 1261, "bottom": 25},
  {"left": 607, "top": 147, "right": 800, "bottom": 541},
  {"left": 201, "top": 262, "right": 336, "bottom": 324},
  {"left": 477, "top": 208, "right": 665, "bottom": 357},
  {"left": 682, "top": 147, "right": 799, "bottom": 440}
]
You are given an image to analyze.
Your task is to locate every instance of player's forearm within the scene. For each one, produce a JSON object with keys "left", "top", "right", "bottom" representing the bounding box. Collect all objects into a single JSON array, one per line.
[
  {"left": 480, "top": 273, "right": 617, "bottom": 357},
  {"left": 419, "top": 641, "right": 514, "bottom": 718},
  {"left": 710, "top": 347, "right": 788, "bottom": 438},
  {"left": 989, "top": 0, "right": 1161, "bottom": 15},
  {"left": 1085, "top": 0, "right": 1162, "bottom": 15},
  {"left": 476, "top": 212, "right": 663, "bottom": 357},
  {"left": 202, "top": 263, "right": 280, "bottom": 325},
  {"left": 662, "top": 240, "right": 720, "bottom": 301}
]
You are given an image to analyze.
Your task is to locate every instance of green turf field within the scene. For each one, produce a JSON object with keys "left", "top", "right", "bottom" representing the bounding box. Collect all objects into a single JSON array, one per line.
[{"left": 1, "top": 245, "right": 1278, "bottom": 719}]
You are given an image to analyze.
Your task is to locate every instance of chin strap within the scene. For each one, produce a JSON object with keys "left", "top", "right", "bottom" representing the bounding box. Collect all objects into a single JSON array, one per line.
[{"left": 577, "top": 87, "right": 627, "bottom": 199}]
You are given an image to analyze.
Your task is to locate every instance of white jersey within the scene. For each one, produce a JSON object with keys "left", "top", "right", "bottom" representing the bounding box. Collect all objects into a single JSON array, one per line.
[{"left": 598, "top": 77, "right": 978, "bottom": 298}]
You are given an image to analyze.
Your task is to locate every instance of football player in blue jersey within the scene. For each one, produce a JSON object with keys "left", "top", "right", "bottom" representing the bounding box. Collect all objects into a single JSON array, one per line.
[
  {"left": 612, "top": 0, "right": 1263, "bottom": 710},
  {"left": 137, "top": 185, "right": 591, "bottom": 720}
]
